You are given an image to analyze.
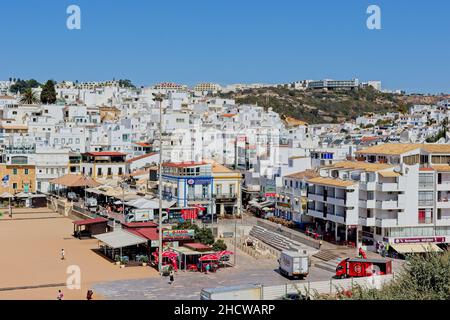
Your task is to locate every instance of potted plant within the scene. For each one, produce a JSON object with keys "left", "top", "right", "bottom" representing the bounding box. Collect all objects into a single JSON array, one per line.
[
  {"left": 139, "top": 255, "right": 149, "bottom": 267},
  {"left": 114, "top": 255, "right": 121, "bottom": 265},
  {"left": 120, "top": 257, "right": 129, "bottom": 268}
]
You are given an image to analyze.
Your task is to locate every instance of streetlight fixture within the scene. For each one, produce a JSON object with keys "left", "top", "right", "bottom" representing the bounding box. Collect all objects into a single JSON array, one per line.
[{"left": 153, "top": 92, "right": 165, "bottom": 275}]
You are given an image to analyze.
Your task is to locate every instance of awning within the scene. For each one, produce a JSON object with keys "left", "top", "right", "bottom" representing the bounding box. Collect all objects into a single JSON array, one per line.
[
  {"left": 379, "top": 171, "right": 401, "bottom": 178},
  {"left": 391, "top": 243, "right": 443, "bottom": 254},
  {"left": 50, "top": 174, "right": 101, "bottom": 188},
  {"left": 94, "top": 230, "right": 147, "bottom": 249}
]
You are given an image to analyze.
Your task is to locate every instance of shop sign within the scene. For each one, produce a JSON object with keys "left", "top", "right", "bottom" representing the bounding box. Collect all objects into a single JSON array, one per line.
[
  {"left": 187, "top": 178, "right": 211, "bottom": 185},
  {"left": 163, "top": 229, "right": 195, "bottom": 239},
  {"left": 393, "top": 237, "right": 446, "bottom": 244}
]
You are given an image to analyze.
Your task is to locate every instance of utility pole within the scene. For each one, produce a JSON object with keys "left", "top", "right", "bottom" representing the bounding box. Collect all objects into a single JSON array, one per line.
[{"left": 153, "top": 93, "right": 165, "bottom": 275}]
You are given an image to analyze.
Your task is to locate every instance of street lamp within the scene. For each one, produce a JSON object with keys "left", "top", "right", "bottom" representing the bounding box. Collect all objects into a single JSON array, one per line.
[{"left": 153, "top": 93, "right": 165, "bottom": 275}]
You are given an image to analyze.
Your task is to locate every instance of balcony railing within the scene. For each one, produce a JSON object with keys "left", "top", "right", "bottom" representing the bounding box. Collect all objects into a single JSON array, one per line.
[
  {"left": 186, "top": 195, "right": 211, "bottom": 201},
  {"left": 214, "top": 193, "right": 237, "bottom": 199}
]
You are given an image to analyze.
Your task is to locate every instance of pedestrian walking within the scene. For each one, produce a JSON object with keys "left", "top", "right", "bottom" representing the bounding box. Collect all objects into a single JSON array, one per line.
[
  {"left": 319, "top": 240, "right": 323, "bottom": 250},
  {"left": 61, "top": 249, "right": 65, "bottom": 260},
  {"left": 169, "top": 270, "right": 175, "bottom": 285},
  {"left": 57, "top": 290, "right": 64, "bottom": 300},
  {"left": 205, "top": 264, "right": 210, "bottom": 274},
  {"left": 86, "top": 290, "right": 94, "bottom": 300}
]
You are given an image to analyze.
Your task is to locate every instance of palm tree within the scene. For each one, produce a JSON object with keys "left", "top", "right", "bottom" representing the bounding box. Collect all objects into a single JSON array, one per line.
[{"left": 19, "top": 88, "right": 39, "bottom": 104}]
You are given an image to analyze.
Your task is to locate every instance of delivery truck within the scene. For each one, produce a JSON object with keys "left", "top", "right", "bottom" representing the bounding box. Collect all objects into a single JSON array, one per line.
[
  {"left": 278, "top": 251, "right": 310, "bottom": 279},
  {"left": 200, "top": 284, "right": 262, "bottom": 300},
  {"left": 335, "top": 258, "right": 392, "bottom": 279},
  {"left": 125, "top": 209, "right": 154, "bottom": 223}
]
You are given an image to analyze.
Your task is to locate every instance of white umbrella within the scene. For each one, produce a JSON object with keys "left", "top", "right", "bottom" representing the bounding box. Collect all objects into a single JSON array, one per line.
[{"left": 0, "top": 192, "right": 14, "bottom": 199}]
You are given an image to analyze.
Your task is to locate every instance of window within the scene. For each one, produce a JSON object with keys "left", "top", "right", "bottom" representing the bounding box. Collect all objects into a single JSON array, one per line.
[
  {"left": 118, "top": 167, "right": 123, "bottom": 176},
  {"left": 37, "top": 182, "right": 41, "bottom": 190},
  {"left": 419, "top": 174, "right": 434, "bottom": 188},
  {"left": 13, "top": 183, "right": 17, "bottom": 190},
  {"left": 418, "top": 191, "right": 434, "bottom": 206},
  {"left": 24, "top": 169, "right": 29, "bottom": 175},
  {"left": 12, "top": 168, "right": 18, "bottom": 175},
  {"left": 97, "top": 168, "right": 102, "bottom": 176},
  {"left": 107, "top": 168, "right": 112, "bottom": 176}
]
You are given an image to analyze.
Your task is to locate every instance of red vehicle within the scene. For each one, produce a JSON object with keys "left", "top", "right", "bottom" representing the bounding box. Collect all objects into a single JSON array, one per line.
[{"left": 335, "top": 258, "right": 392, "bottom": 278}]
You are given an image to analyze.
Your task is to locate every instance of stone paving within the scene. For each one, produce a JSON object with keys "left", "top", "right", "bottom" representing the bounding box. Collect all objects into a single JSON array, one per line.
[{"left": 93, "top": 246, "right": 334, "bottom": 300}]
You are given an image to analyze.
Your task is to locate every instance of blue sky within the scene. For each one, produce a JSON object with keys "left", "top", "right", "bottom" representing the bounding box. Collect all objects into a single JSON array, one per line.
[{"left": 0, "top": 0, "right": 449, "bottom": 93}]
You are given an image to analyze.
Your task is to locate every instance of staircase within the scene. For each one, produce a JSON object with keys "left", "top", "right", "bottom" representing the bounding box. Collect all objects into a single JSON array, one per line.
[
  {"left": 249, "top": 226, "right": 310, "bottom": 253},
  {"left": 313, "top": 249, "right": 339, "bottom": 262},
  {"left": 314, "top": 258, "right": 341, "bottom": 273}
]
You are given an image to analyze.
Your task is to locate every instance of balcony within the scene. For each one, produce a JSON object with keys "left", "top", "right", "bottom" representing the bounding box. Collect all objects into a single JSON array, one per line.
[
  {"left": 377, "top": 183, "right": 401, "bottom": 192},
  {"left": 328, "top": 196, "right": 345, "bottom": 207},
  {"left": 376, "top": 218, "right": 398, "bottom": 228},
  {"left": 437, "top": 199, "right": 450, "bottom": 209},
  {"left": 214, "top": 193, "right": 237, "bottom": 200},
  {"left": 376, "top": 200, "right": 400, "bottom": 210},
  {"left": 308, "top": 193, "right": 324, "bottom": 202},
  {"left": 437, "top": 182, "right": 450, "bottom": 191},
  {"left": 307, "top": 209, "right": 324, "bottom": 219},
  {"left": 326, "top": 214, "right": 346, "bottom": 224},
  {"left": 359, "top": 217, "right": 376, "bottom": 226},
  {"left": 186, "top": 195, "right": 211, "bottom": 202},
  {"left": 360, "top": 181, "right": 376, "bottom": 191},
  {"left": 359, "top": 199, "right": 376, "bottom": 209}
]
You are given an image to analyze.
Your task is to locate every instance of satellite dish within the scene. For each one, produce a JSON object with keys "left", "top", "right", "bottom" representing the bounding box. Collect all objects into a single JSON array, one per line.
[
  {"left": 393, "top": 166, "right": 401, "bottom": 173},
  {"left": 319, "top": 171, "right": 328, "bottom": 178}
]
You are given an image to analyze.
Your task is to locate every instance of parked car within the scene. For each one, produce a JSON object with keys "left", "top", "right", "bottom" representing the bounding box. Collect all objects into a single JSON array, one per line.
[{"left": 67, "top": 192, "right": 78, "bottom": 201}]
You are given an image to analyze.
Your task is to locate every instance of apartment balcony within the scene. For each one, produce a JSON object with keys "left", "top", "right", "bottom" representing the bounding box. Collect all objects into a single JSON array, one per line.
[
  {"left": 418, "top": 183, "right": 434, "bottom": 190},
  {"left": 359, "top": 199, "right": 376, "bottom": 209},
  {"left": 186, "top": 195, "right": 211, "bottom": 202},
  {"left": 326, "top": 214, "right": 346, "bottom": 225},
  {"left": 436, "top": 218, "right": 450, "bottom": 226},
  {"left": 327, "top": 196, "right": 345, "bottom": 207},
  {"left": 308, "top": 193, "right": 324, "bottom": 202},
  {"left": 244, "top": 184, "right": 260, "bottom": 192},
  {"left": 307, "top": 209, "right": 324, "bottom": 219},
  {"left": 359, "top": 217, "right": 376, "bottom": 227},
  {"left": 437, "top": 182, "right": 450, "bottom": 191},
  {"left": 376, "top": 200, "right": 403, "bottom": 210},
  {"left": 214, "top": 193, "right": 237, "bottom": 201},
  {"left": 360, "top": 181, "right": 376, "bottom": 191},
  {"left": 376, "top": 183, "right": 402, "bottom": 192},
  {"left": 376, "top": 218, "right": 398, "bottom": 228},
  {"left": 437, "top": 199, "right": 450, "bottom": 209}
]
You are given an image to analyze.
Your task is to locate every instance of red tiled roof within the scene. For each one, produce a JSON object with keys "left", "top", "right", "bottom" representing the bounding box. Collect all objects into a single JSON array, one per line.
[
  {"left": 127, "top": 228, "right": 159, "bottom": 241},
  {"left": 126, "top": 152, "right": 158, "bottom": 163},
  {"left": 184, "top": 243, "right": 211, "bottom": 251},
  {"left": 73, "top": 217, "right": 108, "bottom": 226},
  {"left": 134, "top": 142, "right": 152, "bottom": 147},
  {"left": 84, "top": 152, "right": 126, "bottom": 157}
]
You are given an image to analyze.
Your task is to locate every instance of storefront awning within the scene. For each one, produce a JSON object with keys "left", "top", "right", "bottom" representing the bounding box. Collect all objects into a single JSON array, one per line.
[
  {"left": 391, "top": 243, "right": 443, "bottom": 254},
  {"left": 94, "top": 230, "right": 147, "bottom": 249}
]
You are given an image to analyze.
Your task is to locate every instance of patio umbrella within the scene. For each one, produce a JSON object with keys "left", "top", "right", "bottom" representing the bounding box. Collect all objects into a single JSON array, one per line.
[
  {"left": 0, "top": 192, "right": 14, "bottom": 199},
  {"left": 199, "top": 254, "right": 220, "bottom": 261},
  {"left": 217, "top": 250, "right": 234, "bottom": 257},
  {"left": 14, "top": 192, "right": 30, "bottom": 198}
]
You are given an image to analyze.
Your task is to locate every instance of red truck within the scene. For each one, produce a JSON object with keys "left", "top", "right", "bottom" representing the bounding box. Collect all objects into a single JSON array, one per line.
[{"left": 335, "top": 258, "right": 392, "bottom": 278}]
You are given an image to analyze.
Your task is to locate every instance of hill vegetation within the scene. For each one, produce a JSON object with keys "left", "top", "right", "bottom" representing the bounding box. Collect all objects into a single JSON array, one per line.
[{"left": 219, "top": 86, "right": 443, "bottom": 124}]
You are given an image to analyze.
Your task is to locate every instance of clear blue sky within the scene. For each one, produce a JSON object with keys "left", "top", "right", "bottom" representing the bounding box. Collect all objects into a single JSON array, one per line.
[{"left": 0, "top": 0, "right": 449, "bottom": 93}]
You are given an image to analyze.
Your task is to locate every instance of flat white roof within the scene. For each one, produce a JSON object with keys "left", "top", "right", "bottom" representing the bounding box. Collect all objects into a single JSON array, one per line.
[{"left": 94, "top": 230, "right": 147, "bottom": 249}]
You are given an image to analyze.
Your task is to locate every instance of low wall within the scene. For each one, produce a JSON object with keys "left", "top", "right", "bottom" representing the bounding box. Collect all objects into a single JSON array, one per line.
[{"left": 257, "top": 219, "right": 320, "bottom": 249}]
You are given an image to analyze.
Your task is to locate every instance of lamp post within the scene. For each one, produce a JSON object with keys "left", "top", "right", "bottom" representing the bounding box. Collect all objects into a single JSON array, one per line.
[{"left": 153, "top": 93, "right": 165, "bottom": 275}]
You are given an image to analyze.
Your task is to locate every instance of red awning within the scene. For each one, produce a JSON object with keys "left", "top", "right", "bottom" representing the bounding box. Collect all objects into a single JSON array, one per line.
[
  {"left": 73, "top": 217, "right": 108, "bottom": 226},
  {"left": 184, "top": 243, "right": 211, "bottom": 251},
  {"left": 199, "top": 254, "right": 220, "bottom": 261},
  {"left": 122, "top": 222, "right": 158, "bottom": 229}
]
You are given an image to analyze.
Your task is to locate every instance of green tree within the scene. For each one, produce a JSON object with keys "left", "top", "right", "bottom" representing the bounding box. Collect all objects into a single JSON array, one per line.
[
  {"left": 19, "top": 88, "right": 39, "bottom": 104},
  {"left": 212, "top": 239, "right": 227, "bottom": 251},
  {"left": 9, "top": 79, "right": 41, "bottom": 93},
  {"left": 40, "top": 80, "right": 57, "bottom": 104},
  {"left": 195, "top": 227, "right": 215, "bottom": 245},
  {"left": 118, "top": 79, "right": 135, "bottom": 88}
]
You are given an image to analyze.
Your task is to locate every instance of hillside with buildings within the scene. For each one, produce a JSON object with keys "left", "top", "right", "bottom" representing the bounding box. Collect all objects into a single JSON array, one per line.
[{"left": 220, "top": 86, "right": 445, "bottom": 124}]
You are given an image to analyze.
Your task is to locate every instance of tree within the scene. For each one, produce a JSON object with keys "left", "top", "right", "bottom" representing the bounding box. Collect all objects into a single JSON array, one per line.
[
  {"left": 40, "top": 80, "right": 57, "bottom": 104},
  {"left": 212, "top": 239, "right": 227, "bottom": 251},
  {"left": 195, "top": 227, "right": 215, "bottom": 245},
  {"left": 19, "top": 88, "right": 39, "bottom": 105},
  {"left": 9, "top": 79, "right": 41, "bottom": 93},
  {"left": 118, "top": 79, "right": 135, "bottom": 88}
]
